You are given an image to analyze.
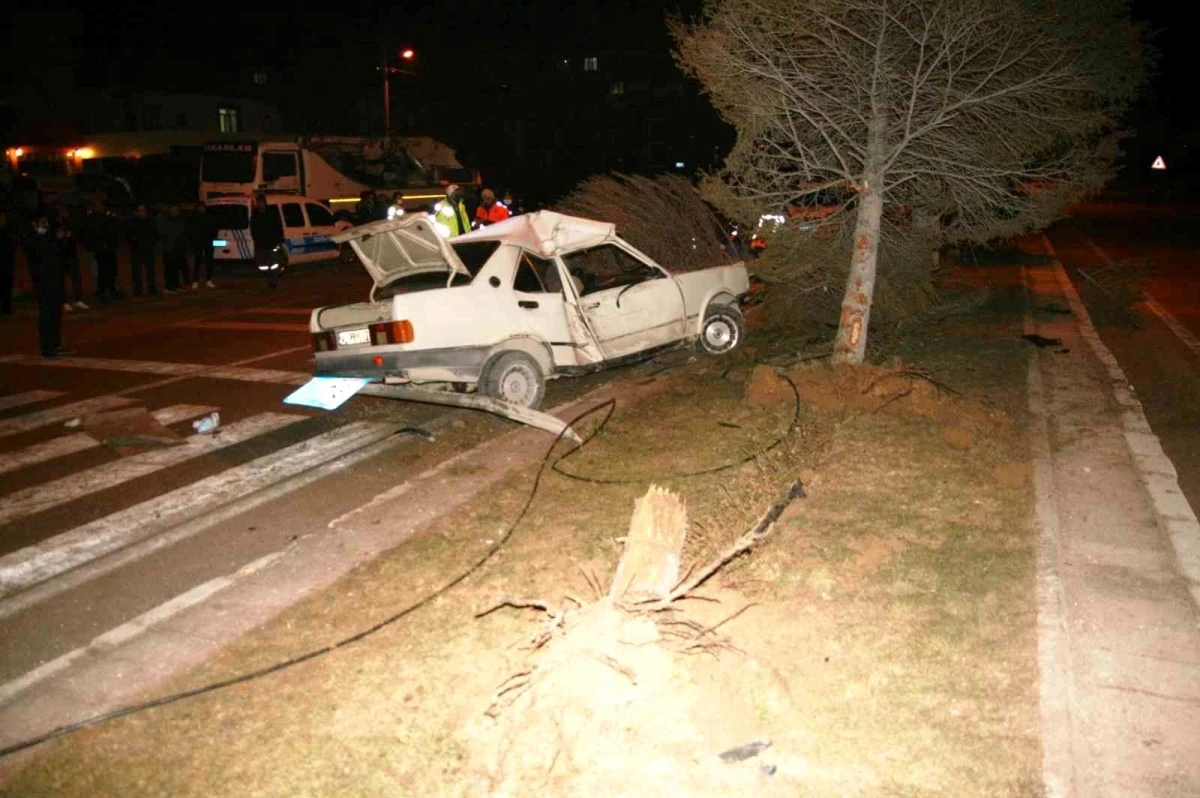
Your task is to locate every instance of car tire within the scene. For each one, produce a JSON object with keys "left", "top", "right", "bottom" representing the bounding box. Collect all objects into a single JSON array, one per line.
[
  {"left": 481, "top": 351, "right": 545, "bottom": 409},
  {"left": 698, "top": 304, "right": 745, "bottom": 355}
]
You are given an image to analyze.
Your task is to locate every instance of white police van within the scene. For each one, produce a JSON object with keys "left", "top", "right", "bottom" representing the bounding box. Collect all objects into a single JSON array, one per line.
[{"left": 207, "top": 195, "right": 351, "bottom": 266}]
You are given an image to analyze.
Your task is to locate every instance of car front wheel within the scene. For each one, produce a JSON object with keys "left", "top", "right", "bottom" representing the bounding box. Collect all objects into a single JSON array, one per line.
[
  {"left": 699, "top": 304, "right": 745, "bottom": 355},
  {"left": 481, "top": 351, "right": 545, "bottom": 409}
]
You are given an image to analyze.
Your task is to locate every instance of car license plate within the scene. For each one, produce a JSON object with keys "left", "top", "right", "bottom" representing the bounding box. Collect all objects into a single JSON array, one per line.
[{"left": 337, "top": 328, "right": 371, "bottom": 347}]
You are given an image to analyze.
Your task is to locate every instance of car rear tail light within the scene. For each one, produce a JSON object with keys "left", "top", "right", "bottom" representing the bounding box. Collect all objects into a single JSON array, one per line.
[
  {"left": 368, "top": 320, "right": 415, "bottom": 345},
  {"left": 311, "top": 331, "right": 337, "bottom": 352}
]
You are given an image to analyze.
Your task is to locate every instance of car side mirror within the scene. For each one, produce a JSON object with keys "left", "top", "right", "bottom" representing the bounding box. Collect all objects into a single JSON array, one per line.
[{"left": 489, "top": 276, "right": 501, "bottom": 287}]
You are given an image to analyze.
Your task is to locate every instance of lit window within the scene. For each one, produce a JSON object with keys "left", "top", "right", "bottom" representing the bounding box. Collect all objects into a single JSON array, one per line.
[
  {"left": 610, "top": 81, "right": 624, "bottom": 95},
  {"left": 218, "top": 107, "right": 240, "bottom": 133},
  {"left": 254, "top": 71, "right": 267, "bottom": 85},
  {"left": 583, "top": 56, "right": 598, "bottom": 72}
]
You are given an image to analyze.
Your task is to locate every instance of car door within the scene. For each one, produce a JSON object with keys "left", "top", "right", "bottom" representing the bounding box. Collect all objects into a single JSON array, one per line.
[
  {"left": 278, "top": 201, "right": 311, "bottom": 262},
  {"left": 560, "top": 243, "right": 686, "bottom": 359},
  {"left": 511, "top": 249, "right": 603, "bottom": 368},
  {"left": 299, "top": 201, "right": 340, "bottom": 261}
]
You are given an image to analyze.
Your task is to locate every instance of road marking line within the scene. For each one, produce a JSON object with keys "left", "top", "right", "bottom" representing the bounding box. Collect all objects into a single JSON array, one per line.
[
  {"left": 0, "top": 355, "right": 310, "bottom": 386},
  {"left": 0, "top": 412, "right": 304, "bottom": 526},
  {"left": 197, "top": 367, "right": 309, "bottom": 385},
  {"left": 0, "top": 421, "right": 393, "bottom": 600},
  {"left": 0, "top": 391, "right": 65, "bottom": 412},
  {"left": 0, "top": 405, "right": 218, "bottom": 477},
  {"left": 0, "top": 551, "right": 286, "bottom": 705},
  {"left": 1077, "top": 233, "right": 1200, "bottom": 358},
  {"left": 1145, "top": 298, "right": 1200, "bottom": 358},
  {"left": 243, "top": 308, "right": 316, "bottom": 316},
  {"left": 13, "top": 356, "right": 202, "bottom": 375},
  {"left": 171, "top": 321, "right": 309, "bottom": 333},
  {"left": 0, "top": 396, "right": 136, "bottom": 440}
]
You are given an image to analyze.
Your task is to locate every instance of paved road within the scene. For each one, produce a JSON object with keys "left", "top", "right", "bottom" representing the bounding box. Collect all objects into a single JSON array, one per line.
[
  {"left": 1046, "top": 201, "right": 1200, "bottom": 520},
  {"left": 0, "top": 264, "right": 627, "bottom": 701}
]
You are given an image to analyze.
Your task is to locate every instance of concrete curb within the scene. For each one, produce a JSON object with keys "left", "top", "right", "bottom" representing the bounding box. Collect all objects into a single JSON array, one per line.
[{"left": 1024, "top": 299, "right": 1080, "bottom": 798}]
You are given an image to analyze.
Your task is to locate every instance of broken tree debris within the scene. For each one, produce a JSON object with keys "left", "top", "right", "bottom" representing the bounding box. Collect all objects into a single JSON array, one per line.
[{"left": 464, "top": 481, "right": 805, "bottom": 791}]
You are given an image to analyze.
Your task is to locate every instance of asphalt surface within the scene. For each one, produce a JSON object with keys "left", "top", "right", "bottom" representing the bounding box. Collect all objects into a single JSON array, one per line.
[
  {"left": 0, "top": 257, "right": 632, "bottom": 689},
  {"left": 1045, "top": 201, "right": 1200, "bottom": 521}
]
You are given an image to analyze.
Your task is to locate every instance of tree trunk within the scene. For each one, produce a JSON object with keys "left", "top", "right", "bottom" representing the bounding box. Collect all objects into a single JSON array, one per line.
[{"left": 832, "top": 183, "right": 885, "bottom": 364}]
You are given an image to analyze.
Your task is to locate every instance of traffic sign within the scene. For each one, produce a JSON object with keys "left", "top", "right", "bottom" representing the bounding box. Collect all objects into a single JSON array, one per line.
[{"left": 1152, "top": 155, "right": 1167, "bottom": 170}]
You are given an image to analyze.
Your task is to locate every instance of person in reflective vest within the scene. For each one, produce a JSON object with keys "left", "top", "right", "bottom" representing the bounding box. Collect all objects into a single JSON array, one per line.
[
  {"left": 433, "top": 184, "right": 471, "bottom": 237},
  {"left": 474, "top": 188, "right": 510, "bottom": 228}
]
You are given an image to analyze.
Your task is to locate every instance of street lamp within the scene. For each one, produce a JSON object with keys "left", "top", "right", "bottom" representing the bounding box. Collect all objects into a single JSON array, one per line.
[{"left": 383, "top": 47, "right": 417, "bottom": 137}]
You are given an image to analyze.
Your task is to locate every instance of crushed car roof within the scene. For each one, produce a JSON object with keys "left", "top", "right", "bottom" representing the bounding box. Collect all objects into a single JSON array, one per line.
[{"left": 453, "top": 210, "right": 616, "bottom": 255}]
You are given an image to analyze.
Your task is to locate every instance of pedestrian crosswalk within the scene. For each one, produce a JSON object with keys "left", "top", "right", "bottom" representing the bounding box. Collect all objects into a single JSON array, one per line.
[{"left": 0, "top": 383, "right": 397, "bottom": 617}]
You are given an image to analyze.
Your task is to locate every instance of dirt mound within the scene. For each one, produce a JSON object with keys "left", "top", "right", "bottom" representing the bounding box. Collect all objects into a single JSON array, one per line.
[
  {"left": 781, "top": 361, "right": 1010, "bottom": 433},
  {"left": 458, "top": 597, "right": 797, "bottom": 796},
  {"left": 744, "top": 365, "right": 795, "bottom": 407}
]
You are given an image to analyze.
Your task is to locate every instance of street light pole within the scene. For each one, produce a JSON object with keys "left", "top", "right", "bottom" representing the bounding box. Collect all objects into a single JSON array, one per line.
[
  {"left": 383, "top": 54, "right": 392, "bottom": 137},
  {"left": 381, "top": 47, "right": 416, "bottom": 139}
]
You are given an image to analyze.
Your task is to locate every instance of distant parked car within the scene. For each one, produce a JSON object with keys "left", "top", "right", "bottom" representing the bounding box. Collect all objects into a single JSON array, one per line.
[{"left": 309, "top": 210, "right": 751, "bottom": 408}]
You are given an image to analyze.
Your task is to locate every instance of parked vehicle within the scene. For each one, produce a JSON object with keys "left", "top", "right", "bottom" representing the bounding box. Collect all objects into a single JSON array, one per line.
[
  {"left": 200, "top": 136, "right": 479, "bottom": 219},
  {"left": 206, "top": 195, "right": 351, "bottom": 266},
  {"left": 308, "top": 210, "right": 750, "bottom": 409}
]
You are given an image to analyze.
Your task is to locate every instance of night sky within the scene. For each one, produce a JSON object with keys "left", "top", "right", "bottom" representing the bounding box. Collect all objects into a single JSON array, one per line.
[{"left": 2, "top": 1, "right": 1192, "bottom": 192}]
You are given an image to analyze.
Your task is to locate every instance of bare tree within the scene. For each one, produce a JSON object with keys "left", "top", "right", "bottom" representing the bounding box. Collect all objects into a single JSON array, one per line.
[{"left": 673, "top": 0, "right": 1146, "bottom": 362}]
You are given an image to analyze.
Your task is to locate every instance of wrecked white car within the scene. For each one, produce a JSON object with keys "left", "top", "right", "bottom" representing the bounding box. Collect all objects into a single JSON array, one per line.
[{"left": 309, "top": 210, "right": 749, "bottom": 409}]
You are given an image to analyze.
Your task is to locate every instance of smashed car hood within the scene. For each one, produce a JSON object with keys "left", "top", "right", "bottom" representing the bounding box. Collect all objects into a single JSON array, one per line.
[{"left": 333, "top": 215, "right": 467, "bottom": 288}]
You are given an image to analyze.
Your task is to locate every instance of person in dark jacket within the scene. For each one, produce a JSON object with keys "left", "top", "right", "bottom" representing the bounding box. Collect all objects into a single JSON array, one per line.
[
  {"left": 156, "top": 204, "right": 189, "bottom": 292},
  {"left": 0, "top": 209, "right": 16, "bottom": 316},
  {"left": 186, "top": 204, "right": 216, "bottom": 289},
  {"left": 86, "top": 201, "right": 121, "bottom": 301},
  {"left": 22, "top": 210, "right": 73, "bottom": 359},
  {"left": 250, "top": 194, "right": 286, "bottom": 288},
  {"left": 54, "top": 204, "right": 87, "bottom": 311},
  {"left": 128, "top": 203, "right": 158, "bottom": 296}
]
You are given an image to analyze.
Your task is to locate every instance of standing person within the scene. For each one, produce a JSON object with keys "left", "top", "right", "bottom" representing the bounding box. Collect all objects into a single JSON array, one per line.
[
  {"left": 354, "top": 190, "right": 376, "bottom": 226},
  {"left": 433, "top": 184, "right": 471, "bottom": 238},
  {"left": 88, "top": 201, "right": 121, "bottom": 302},
  {"left": 502, "top": 190, "right": 519, "bottom": 216},
  {"left": 186, "top": 204, "right": 216, "bottom": 288},
  {"left": 386, "top": 193, "right": 406, "bottom": 220},
  {"left": 156, "top": 204, "right": 188, "bottom": 293},
  {"left": 0, "top": 209, "right": 16, "bottom": 316},
  {"left": 250, "top": 193, "right": 285, "bottom": 289},
  {"left": 55, "top": 204, "right": 88, "bottom": 311},
  {"left": 128, "top": 203, "right": 158, "bottom": 296},
  {"left": 474, "top": 188, "right": 510, "bottom": 228},
  {"left": 21, "top": 210, "right": 73, "bottom": 359}
]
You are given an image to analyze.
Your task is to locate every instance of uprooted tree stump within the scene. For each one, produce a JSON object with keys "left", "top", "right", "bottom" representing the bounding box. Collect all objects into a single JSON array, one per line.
[
  {"left": 463, "top": 481, "right": 805, "bottom": 791},
  {"left": 609, "top": 484, "right": 689, "bottom": 603}
]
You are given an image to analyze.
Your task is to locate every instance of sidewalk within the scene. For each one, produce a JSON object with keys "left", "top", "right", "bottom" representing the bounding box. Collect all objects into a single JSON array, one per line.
[{"left": 1024, "top": 250, "right": 1200, "bottom": 796}]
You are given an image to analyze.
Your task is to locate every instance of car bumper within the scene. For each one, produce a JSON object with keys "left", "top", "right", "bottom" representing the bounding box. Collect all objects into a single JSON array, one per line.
[{"left": 315, "top": 345, "right": 490, "bottom": 382}]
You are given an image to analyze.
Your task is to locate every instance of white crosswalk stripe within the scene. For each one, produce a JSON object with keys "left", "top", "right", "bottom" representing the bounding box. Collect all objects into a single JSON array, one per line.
[
  {"left": 0, "top": 412, "right": 303, "bottom": 525},
  {"left": 0, "top": 395, "right": 136, "bottom": 439},
  {"left": 0, "top": 390, "right": 65, "bottom": 412},
  {"left": 0, "top": 404, "right": 217, "bottom": 477},
  {"left": 0, "top": 354, "right": 309, "bottom": 385},
  {"left": 0, "top": 420, "right": 394, "bottom": 601}
]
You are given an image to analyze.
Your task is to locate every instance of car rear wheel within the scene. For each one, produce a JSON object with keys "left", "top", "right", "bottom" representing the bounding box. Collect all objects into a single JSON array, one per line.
[
  {"left": 481, "top": 351, "right": 545, "bottom": 409},
  {"left": 699, "top": 304, "right": 745, "bottom": 355}
]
